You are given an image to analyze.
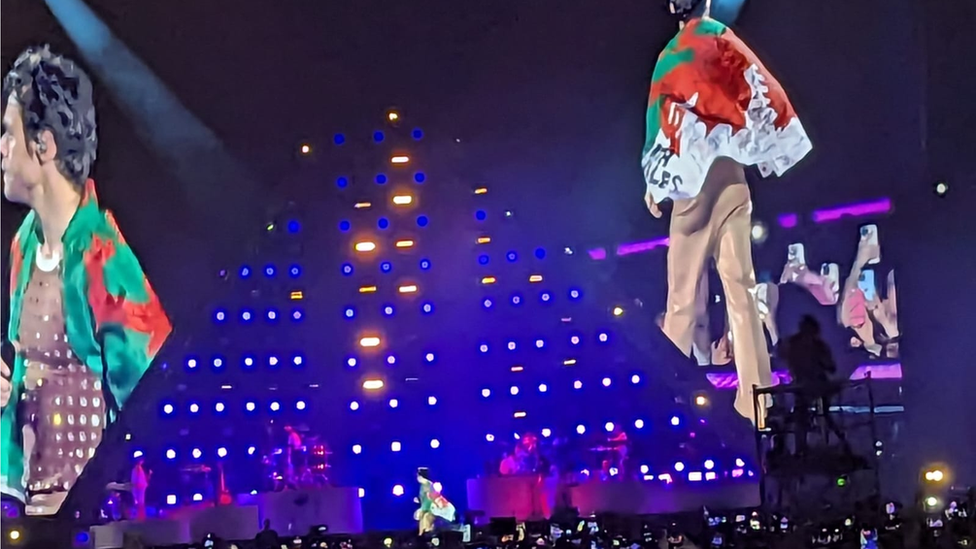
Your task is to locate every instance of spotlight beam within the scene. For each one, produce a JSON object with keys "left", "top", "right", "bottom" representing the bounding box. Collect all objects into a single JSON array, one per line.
[{"left": 43, "top": 0, "right": 262, "bottom": 263}]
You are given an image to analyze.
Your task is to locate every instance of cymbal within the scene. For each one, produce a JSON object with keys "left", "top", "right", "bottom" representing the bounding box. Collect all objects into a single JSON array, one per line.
[{"left": 181, "top": 464, "right": 212, "bottom": 473}]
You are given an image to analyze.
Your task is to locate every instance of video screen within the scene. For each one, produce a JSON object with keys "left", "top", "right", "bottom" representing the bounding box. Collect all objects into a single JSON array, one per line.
[{"left": 0, "top": 48, "right": 171, "bottom": 515}]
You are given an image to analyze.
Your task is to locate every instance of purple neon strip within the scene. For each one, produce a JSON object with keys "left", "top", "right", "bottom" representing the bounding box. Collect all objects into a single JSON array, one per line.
[
  {"left": 849, "top": 363, "right": 902, "bottom": 381},
  {"left": 812, "top": 197, "right": 892, "bottom": 224},
  {"left": 588, "top": 248, "right": 608, "bottom": 260},
  {"left": 705, "top": 371, "right": 792, "bottom": 390},
  {"left": 706, "top": 364, "right": 902, "bottom": 390},
  {"left": 778, "top": 213, "right": 799, "bottom": 228},
  {"left": 616, "top": 237, "right": 670, "bottom": 257}
]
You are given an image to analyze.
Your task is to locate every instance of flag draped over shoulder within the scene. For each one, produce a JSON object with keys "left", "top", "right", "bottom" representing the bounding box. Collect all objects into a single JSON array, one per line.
[
  {"left": 641, "top": 18, "right": 812, "bottom": 204},
  {"left": 1, "top": 179, "right": 171, "bottom": 501}
]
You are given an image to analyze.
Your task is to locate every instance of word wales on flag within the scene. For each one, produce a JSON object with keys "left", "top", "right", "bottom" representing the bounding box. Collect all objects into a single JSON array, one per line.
[{"left": 641, "top": 18, "right": 812, "bottom": 204}]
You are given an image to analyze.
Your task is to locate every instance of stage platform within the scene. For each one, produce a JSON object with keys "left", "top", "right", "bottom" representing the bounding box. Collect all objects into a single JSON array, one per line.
[
  {"left": 467, "top": 476, "right": 760, "bottom": 520},
  {"left": 89, "top": 486, "right": 363, "bottom": 548}
]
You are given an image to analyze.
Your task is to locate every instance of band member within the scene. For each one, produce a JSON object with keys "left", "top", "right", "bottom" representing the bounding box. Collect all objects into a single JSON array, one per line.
[
  {"left": 283, "top": 425, "right": 303, "bottom": 486},
  {"left": 130, "top": 456, "right": 150, "bottom": 520},
  {"left": 0, "top": 46, "right": 171, "bottom": 514},
  {"left": 606, "top": 424, "right": 630, "bottom": 477},
  {"left": 414, "top": 467, "right": 455, "bottom": 535},
  {"left": 642, "top": 0, "right": 811, "bottom": 425}
]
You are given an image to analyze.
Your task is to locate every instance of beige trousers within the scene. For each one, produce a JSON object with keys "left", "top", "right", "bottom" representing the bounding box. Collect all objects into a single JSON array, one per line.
[{"left": 662, "top": 159, "right": 772, "bottom": 423}]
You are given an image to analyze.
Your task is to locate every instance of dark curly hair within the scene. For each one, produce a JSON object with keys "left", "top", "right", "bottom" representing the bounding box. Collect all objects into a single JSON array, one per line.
[
  {"left": 2, "top": 46, "right": 97, "bottom": 188},
  {"left": 668, "top": 0, "right": 706, "bottom": 20}
]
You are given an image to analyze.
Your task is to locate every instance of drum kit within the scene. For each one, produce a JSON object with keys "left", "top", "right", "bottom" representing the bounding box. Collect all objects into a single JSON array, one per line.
[{"left": 262, "top": 433, "right": 332, "bottom": 491}]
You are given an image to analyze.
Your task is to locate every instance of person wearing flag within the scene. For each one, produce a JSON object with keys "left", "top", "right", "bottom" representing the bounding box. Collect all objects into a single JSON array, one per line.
[{"left": 642, "top": 0, "right": 812, "bottom": 425}]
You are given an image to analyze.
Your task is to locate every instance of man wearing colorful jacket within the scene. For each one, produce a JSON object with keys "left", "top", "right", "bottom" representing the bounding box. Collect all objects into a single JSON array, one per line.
[
  {"left": 0, "top": 46, "right": 171, "bottom": 514},
  {"left": 642, "top": 0, "right": 812, "bottom": 425}
]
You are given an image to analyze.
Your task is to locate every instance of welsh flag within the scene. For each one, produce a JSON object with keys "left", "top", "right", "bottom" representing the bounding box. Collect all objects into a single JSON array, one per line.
[{"left": 642, "top": 18, "right": 812, "bottom": 204}]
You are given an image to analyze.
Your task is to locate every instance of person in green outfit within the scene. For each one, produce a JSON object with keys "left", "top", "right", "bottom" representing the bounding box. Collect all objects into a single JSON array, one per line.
[
  {"left": 0, "top": 46, "right": 171, "bottom": 515},
  {"left": 414, "top": 467, "right": 455, "bottom": 535}
]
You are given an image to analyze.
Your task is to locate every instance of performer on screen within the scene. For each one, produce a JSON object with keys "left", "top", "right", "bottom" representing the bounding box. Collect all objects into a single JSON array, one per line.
[
  {"left": 414, "top": 467, "right": 455, "bottom": 535},
  {"left": 642, "top": 0, "right": 812, "bottom": 425},
  {"left": 0, "top": 47, "right": 171, "bottom": 514}
]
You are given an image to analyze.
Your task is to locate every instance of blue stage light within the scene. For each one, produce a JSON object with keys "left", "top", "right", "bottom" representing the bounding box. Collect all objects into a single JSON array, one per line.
[
  {"left": 540, "top": 291, "right": 552, "bottom": 303},
  {"left": 287, "top": 220, "right": 300, "bottom": 234},
  {"left": 243, "top": 356, "right": 255, "bottom": 368},
  {"left": 339, "top": 220, "right": 352, "bottom": 232},
  {"left": 670, "top": 416, "right": 681, "bottom": 427},
  {"left": 383, "top": 305, "right": 395, "bottom": 317},
  {"left": 635, "top": 419, "right": 645, "bottom": 429},
  {"left": 241, "top": 309, "right": 253, "bottom": 322},
  {"left": 376, "top": 173, "right": 388, "bottom": 185},
  {"left": 598, "top": 332, "right": 609, "bottom": 343},
  {"left": 165, "top": 448, "right": 176, "bottom": 460},
  {"left": 569, "top": 288, "right": 582, "bottom": 300},
  {"left": 511, "top": 293, "right": 522, "bottom": 306},
  {"left": 248, "top": 446, "right": 257, "bottom": 455},
  {"left": 215, "top": 401, "right": 225, "bottom": 413},
  {"left": 240, "top": 266, "right": 251, "bottom": 278},
  {"left": 425, "top": 352, "right": 435, "bottom": 363},
  {"left": 342, "top": 263, "right": 354, "bottom": 276},
  {"left": 482, "top": 389, "right": 491, "bottom": 398},
  {"left": 475, "top": 210, "right": 487, "bottom": 221},
  {"left": 386, "top": 355, "right": 397, "bottom": 365},
  {"left": 535, "top": 247, "right": 547, "bottom": 259},
  {"left": 266, "top": 309, "right": 278, "bottom": 321},
  {"left": 576, "top": 424, "right": 586, "bottom": 435},
  {"left": 346, "top": 357, "right": 358, "bottom": 367},
  {"left": 373, "top": 131, "right": 385, "bottom": 142},
  {"left": 421, "top": 302, "right": 434, "bottom": 314},
  {"left": 291, "top": 308, "right": 304, "bottom": 321},
  {"left": 414, "top": 172, "right": 426, "bottom": 183},
  {"left": 245, "top": 401, "right": 257, "bottom": 413},
  {"left": 380, "top": 261, "right": 392, "bottom": 273},
  {"left": 289, "top": 265, "right": 301, "bottom": 278},
  {"left": 631, "top": 374, "right": 641, "bottom": 384},
  {"left": 217, "top": 447, "right": 228, "bottom": 458},
  {"left": 187, "top": 358, "right": 198, "bottom": 369},
  {"left": 212, "top": 357, "right": 224, "bottom": 369},
  {"left": 268, "top": 356, "right": 280, "bottom": 367},
  {"left": 214, "top": 309, "right": 227, "bottom": 323},
  {"left": 479, "top": 343, "right": 489, "bottom": 354},
  {"left": 333, "top": 133, "right": 346, "bottom": 145},
  {"left": 538, "top": 383, "right": 548, "bottom": 393},
  {"left": 419, "top": 258, "right": 431, "bottom": 270},
  {"left": 507, "top": 340, "right": 517, "bottom": 351},
  {"left": 264, "top": 265, "right": 276, "bottom": 277},
  {"left": 412, "top": 128, "right": 424, "bottom": 140},
  {"left": 350, "top": 401, "right": 360, "bottom": 411},
  {"left": 162, "top": 403, "right": 174, "bottom": 415},
  {"left": 344, "top": 307, "right": 356, "bottom": 319},
  {"left": 417, "top": 215, "right": 429, "bottom": 227},
  {"left": 535, "top": 339, "right": 545, "bottom": 349},
  {"left": 293, "top": 355, "right": 304, "bottom": 367},
  {"left": 377, "top": 217, "right": 390, "bottom": 230},
  {"left": 270, "top": 401, "right": 281, "bottom": 412},
  {"left": 296, "top": 400, "right": 307, "bottom": 411},
  {"left": 478, "top": 254, "right": 489, "bottom": 265},
  {"left": 506, "top": 251, "right": 518, "bottom": 262},
  {"left": 189, "top": 402, "right": 200, "bottom": 414},
  {"left": 337, "top": 176, "right": 349, "bottom": 188}
]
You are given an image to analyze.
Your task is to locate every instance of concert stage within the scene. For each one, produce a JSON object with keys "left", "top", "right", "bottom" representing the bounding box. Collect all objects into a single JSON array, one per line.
[
  {"left": 466, "top": 476, "right": 760, "bottom": 521},
  {"left": 89, "top": 487, "right": 363, "bottom": 548}
]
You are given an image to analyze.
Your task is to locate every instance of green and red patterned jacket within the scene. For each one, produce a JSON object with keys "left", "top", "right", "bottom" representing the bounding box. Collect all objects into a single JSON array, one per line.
[
  {"left": 0, "top": 179, "right": 171, "bottom": 501},
  {"left": 641, "top": 17, "right": 812, "bottom": 204}
]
